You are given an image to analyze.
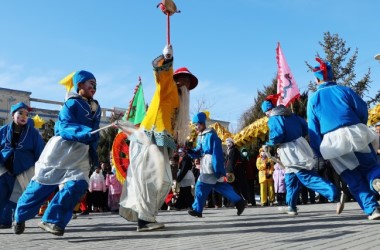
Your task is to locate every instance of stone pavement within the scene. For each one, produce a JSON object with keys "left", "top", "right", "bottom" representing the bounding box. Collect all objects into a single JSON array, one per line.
[{"left": 1, "top": 202, "right": 380, "bottom": 250}]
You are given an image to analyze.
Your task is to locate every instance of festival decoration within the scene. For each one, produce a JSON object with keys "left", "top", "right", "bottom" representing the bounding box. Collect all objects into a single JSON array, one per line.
[
  {"left": 157, "top": 0, "right": 180, "bottom": 45},
  {"left": 233, "top": 116, "right": 269, "bottom": 147},
  {"left": 32, "top": 114, "right": 46, "bottom": 129},
  {"left": 111, "top": 132, "right": 130, "bottom": 184},
  {"left": 188, "top": 122, "right": 198, "bottom": 143},
  {"left": 210, "top": 122, "right": 233, "bottom": 144},
  {"left": 123, "top": 77, "right": 146, "bottom": 125},
  {"left": 276, "top": 43, "right": 300, "bottom": 107},
  {"left": 368, "top": 102, "right": 380, "bottom": 126},
  {"left": 110, "top": 77, "right": 147, "bottom": 184}
]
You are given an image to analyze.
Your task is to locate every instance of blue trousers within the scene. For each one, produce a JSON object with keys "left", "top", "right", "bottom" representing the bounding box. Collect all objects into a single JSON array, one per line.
[
  {"left": 339, "top": 147, "right": 380, "bottom": 215},
  {"left": 192, "top": 181, "right": 243, "bottom": 213},
  {"left": 285, "top": 169, "right": 338, "bottom": 209},
  {"left": 15, "top": 180, "right": 88, "bottom": 229},
  {"left": 0, "top": 173, "right": 16, "bottom": 224},
  {"left": 0, "top": 201, "right": 16, "bottom": 226}
]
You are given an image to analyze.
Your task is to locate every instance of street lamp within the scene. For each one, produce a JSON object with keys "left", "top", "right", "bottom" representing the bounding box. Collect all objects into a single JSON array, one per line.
[{"left": 375, "top": 54, "right": 380, "bottom": 61}]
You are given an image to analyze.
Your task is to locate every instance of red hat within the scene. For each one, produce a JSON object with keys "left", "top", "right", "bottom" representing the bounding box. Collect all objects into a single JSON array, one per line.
[{"left": 173, "top": 67, "right": 198, "bottom": 90}]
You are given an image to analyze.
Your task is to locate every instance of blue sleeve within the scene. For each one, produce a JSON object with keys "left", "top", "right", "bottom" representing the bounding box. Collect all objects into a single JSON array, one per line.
[
  {"left": 210, "top": 133, "right": 226, "bottom": 178},
  {"left": 267, "top": 116, "right": 285, "bottom": 146},
  {"left": 307, "top": 98, "right": 323, "bottom": 157},
  {"left": 55, "top": 99, "right": 93, "bottom": 143},
  {"left": 0, "top": 124, "right": 14, "bottom": 164},
  {"left": 187, "top": 137, "right": 202, "bottom": 159},
  {"left": 346, "top": 88, "right": 368, "bottom": 124},
  {"left": 0, "top": 126, "right": 8, "bottom": 164},
  {"left": 299, "top": 116, "right": 309, "bottom": 138}
]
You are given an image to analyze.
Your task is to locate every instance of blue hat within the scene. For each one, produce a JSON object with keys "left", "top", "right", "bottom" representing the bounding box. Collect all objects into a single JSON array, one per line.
[
  {"left": 10, "top": 102, "right": 31, "bottom": 115},
  {"left": 73, "top": 70, "right": 96, "bottom": 92},
  {"left": 192, "top": 112, "right": 207, "bottom": 124},
  {"left": 261, "top": 100, "right": 274, "bottom": 113},
  {"left": 313, "top": 58, "right": 333, "bottom": 81}
]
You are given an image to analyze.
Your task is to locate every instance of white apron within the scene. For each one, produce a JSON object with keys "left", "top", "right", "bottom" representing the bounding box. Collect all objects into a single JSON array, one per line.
[
  {"left": 320, "top": 124, "right": 378, "bottom": 174},
  {"left": 32, "top": 136, "right": 90, "bottom": 185},
  {"left": 278, "top": 137, "right": 316, "bottom": 173}
]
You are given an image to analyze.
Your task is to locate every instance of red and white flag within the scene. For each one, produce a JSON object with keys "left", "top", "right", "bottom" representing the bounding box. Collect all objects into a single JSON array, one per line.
[{"left": 276, "top": 42, "right": 300, "bottom": 106}]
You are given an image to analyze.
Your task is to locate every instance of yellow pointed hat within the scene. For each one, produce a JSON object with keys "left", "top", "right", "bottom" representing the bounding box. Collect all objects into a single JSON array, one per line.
[
  {"left": 32, "top": 114, "right": 46, "bottom": 129},
  {"left": 59, "top": 71, "right": 76, "bottom": 92}
]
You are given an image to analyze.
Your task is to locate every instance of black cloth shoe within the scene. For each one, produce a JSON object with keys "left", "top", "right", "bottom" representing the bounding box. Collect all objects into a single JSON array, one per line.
[
  {"left": 38, "top": 221, "right": 64, "bottom": 236},
  {"left": 137, "top": 222, "right": 165, "bottom": 232},
  {"left": 0, "top": 224, "right": 12, "bottom": 229},
  {"left": 236, "top": 200, "right": 246, "bottom": 216},
  {"left": 80, "top": 210, "right": 89, "bottom": 215},
  {"left": 188, "top": 210, "right": 202, "bottom": 217},
  {"left": 13, "top": 222, "right": 25, "bottom": 235},
  {"left": 137, "top": 219, "right": 165, "bottom": 232}
]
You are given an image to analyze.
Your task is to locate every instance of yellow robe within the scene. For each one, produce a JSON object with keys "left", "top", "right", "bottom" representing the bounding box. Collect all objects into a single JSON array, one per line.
[
  {"left": 140, "top": 55, "right": 179, "bottom": 149},
  {"left": 256, "top": 156, "right": 275, "bottom": 204}
]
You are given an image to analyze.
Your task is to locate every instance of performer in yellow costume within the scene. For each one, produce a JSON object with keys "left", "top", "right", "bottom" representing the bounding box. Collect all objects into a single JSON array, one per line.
[
  {"left": 119, "top": 44, "right": 198, "bottom": 232},
  {"left": 140, "top": 51, "right": 179, "bottom": 149}
]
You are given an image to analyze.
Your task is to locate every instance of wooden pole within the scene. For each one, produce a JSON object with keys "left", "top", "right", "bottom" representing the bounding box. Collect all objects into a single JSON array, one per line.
[{"left": 167, "top": 13, "right": 170, "bottom": 45}]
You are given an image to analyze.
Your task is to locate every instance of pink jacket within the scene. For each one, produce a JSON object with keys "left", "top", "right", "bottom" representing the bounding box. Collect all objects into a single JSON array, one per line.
[
  {"left": 106, "top": 174, "right": 123, "bottom": 195},
  {"left": 273, "top": 163, "right": 286, "bottom": 193},
  {"left": 89, "top": 172, "right": 106, "bottom": 192}
]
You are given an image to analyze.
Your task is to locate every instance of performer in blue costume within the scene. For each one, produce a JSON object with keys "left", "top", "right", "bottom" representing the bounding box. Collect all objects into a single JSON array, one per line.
[
  {"left": 13, "top": 70, "right": 101, "bottom": 235},
  {"left": 307, "top": 58, "right": 380, "bottom": 220},
  {"left": 187, "top": 112, "right": 246, "bottom": 217},
  {"left": 0, "top": 102, "right": 45, "bottom": 228},
  {"left": 261, "top": 95, "right": 344, "bottom": 216}
]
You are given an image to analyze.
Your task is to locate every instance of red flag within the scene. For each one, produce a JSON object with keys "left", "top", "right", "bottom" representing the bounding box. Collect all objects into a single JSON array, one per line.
[{"left": 276, "top": 43, "right": 300, "bottom": 106}]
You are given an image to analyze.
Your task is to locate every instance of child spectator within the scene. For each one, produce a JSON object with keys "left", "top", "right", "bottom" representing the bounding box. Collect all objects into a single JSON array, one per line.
[
  {"left": 106, "top": 171, "right": 123, "bottom": 212},
  {"left": 273, "top": 162, "right": 286, "bottom": 206},
  {"left": 173, "top": 148, "right": 195, "bottom": 210},
  {"left": 89, "top": 166, "right": 106, "bottom": 212}
]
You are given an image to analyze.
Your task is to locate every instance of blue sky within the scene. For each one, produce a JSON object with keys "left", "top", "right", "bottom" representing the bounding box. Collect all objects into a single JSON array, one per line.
[{"left": 0, "top": 0, "right": 379, "bottom": 132}]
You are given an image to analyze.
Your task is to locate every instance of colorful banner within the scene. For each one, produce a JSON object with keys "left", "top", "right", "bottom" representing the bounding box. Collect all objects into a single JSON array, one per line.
[
  {"left": 123, "top": 78, "right": 146, "bottom": 125},
  {"left": 276, "top": 43, "right": 300, "bottom": 106}
]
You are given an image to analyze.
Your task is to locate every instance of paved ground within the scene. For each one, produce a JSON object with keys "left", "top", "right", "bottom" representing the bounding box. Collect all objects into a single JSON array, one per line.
[{"left": 1, "top": 202, "right": 380, "bottom": 250}]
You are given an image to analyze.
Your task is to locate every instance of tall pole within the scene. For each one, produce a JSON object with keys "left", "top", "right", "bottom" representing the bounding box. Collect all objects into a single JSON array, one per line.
[
  {"left": 157, "top": 0, "right": 180, "bottom": 45},
  {"left": 167, "top": 13, "right": 170, "bottom": 45}
]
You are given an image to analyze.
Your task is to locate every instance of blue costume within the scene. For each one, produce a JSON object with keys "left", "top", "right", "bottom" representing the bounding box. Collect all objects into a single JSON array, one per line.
[
  {"left": 0, "top": 102, "right": 45, "bottom": 227},
  {"left": 262, "top": 99, "right": 339, "bottom": 214},
  {"left": 14, "top": 71, "right": 101, "bottom": 234},
  {"left": 307, "top": 58, "right": 380, "bottom": 218},
  {"left": 188, "top": 112, "right": 245, "bottom": 216},
  {"left": 0, "top": 202, "right": 13, "bottom": 228}
]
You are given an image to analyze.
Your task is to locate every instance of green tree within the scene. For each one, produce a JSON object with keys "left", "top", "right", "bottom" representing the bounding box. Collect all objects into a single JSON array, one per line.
[
  {"left": 306, "top": 31, "right": 380, "bottom": 106},
  {"left": 41, "top": 119, "right": 55, "bottom": 143}
]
